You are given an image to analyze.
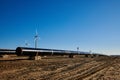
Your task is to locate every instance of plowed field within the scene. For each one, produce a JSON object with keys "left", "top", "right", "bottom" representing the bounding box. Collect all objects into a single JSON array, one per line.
[{"left": 0, "top": 56, "right": 120, "bottom": 80}]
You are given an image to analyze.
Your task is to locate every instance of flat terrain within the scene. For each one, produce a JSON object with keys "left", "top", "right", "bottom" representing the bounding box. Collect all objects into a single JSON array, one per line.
[{"left": 0, "top": 56, "right": 120, "bottom": 80}]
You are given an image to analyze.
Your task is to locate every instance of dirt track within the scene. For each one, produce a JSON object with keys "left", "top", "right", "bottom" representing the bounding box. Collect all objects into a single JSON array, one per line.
[{"left": 0, "top": 56, "right": 120, "bottom": 80}]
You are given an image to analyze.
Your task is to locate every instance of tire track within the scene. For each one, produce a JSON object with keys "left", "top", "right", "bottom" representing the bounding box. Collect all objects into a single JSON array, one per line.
[
  {"left": 41, "top": 60, "right": 102, "bottom": 80},
  {"left": 67, "top": 57, "right": 116, "bottom": 80}
]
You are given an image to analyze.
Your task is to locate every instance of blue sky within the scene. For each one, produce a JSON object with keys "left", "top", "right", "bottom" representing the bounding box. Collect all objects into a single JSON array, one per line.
[{"left": 0, "top": 0, "right": 120, "bottom": 55}]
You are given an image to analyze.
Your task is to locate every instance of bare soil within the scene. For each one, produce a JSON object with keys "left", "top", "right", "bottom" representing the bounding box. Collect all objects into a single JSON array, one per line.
[{"left": 0, "top": 56, "right": 120, "bottom": 80}]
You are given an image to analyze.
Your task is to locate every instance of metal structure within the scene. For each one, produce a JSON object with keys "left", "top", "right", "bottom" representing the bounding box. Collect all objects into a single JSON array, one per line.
[
  {"left": 25, "top": 40, "right": 30, "bottom": 47},
  {"left": 0, "top": 47, "right": 106, "bottom": 59},
  {"left": 77, "top": 47, "right": 79, "bottom": 54},
  {"left": 0, "top": 49, "right": 15, "bottom": 55},
  {"left": 16, "top": 47, "right": 91, "bottom": 57},
  {"left": 34, "top": 29, "right": 39, "bottom": 48}
]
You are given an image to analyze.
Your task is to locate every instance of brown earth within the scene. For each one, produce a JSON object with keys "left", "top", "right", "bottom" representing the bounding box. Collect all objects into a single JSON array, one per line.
[{"left": 0, "top": 56, "right": 120, "bottom": 80}]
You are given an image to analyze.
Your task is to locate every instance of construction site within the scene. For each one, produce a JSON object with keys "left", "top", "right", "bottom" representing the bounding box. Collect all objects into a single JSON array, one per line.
[{"left": 0, "top": 47, "right": 120, "bottom": 80}]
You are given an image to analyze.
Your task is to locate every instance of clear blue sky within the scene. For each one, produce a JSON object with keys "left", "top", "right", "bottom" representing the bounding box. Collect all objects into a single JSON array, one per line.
[{"left": 0, "top": 0, "right": 120, "bottom": 55}]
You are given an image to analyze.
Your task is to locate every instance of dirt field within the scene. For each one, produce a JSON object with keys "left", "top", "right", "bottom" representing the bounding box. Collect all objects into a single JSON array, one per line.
[{"left": 0, "top": 56, "right": 120, "bottom": 80}]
